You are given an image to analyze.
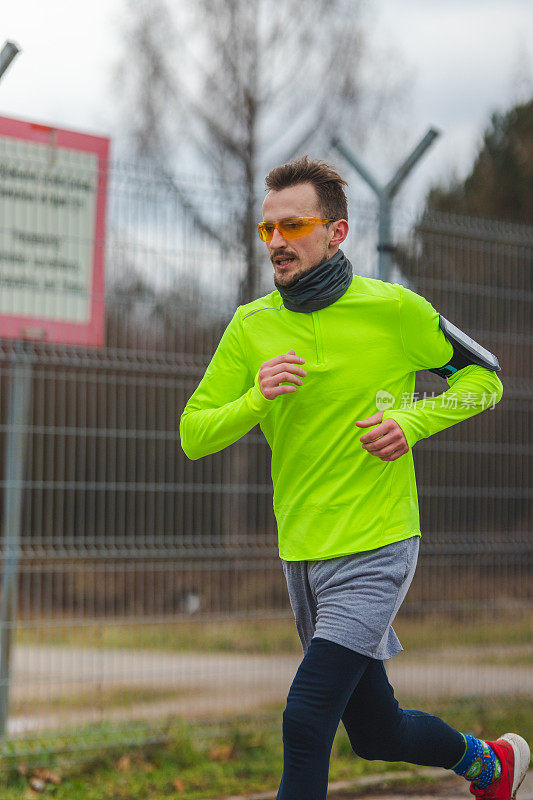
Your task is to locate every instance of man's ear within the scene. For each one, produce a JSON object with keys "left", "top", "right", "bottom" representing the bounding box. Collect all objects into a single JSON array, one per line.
[{"left": 329, "top": 219, "right": 349, "bottom": 247}]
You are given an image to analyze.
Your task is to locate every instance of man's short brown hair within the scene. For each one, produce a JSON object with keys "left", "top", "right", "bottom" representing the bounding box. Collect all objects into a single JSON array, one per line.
[{"left": 265, "top": 155, "right": 348, "bottom": 221}]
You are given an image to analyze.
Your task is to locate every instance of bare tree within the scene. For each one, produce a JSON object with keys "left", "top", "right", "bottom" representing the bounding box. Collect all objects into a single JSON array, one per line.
[{"left": 114, "top": 0, "right": 410, "bottom": 304}]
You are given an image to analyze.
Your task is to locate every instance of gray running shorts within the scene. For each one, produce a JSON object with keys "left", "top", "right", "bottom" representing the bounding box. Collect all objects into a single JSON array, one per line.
[{"left": 281, "top": 535, "right": 420, "bottom": 660}]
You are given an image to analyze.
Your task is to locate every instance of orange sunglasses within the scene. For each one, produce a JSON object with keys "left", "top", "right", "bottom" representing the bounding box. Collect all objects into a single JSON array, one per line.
[{"left": 257, "top": 216, "right": 334, "bottom": 243}]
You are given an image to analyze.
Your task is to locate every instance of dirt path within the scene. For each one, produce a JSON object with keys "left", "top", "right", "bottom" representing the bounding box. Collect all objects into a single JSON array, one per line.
[
  {"left": 204, "top": 769, "right": 533, "bottom": 800},
  {"left": 7, "top": 644, "right": 533, "bottom": 736},
  {"left": 327, "top": 770, "right": 533, "bottom": 800}
]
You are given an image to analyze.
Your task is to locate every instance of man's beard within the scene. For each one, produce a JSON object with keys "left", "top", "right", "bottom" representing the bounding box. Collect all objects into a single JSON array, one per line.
[
  {"left": 273, "top": 251, "right": 329, "bottom": 290},
  {"left": 274, "top": 266, "right": 305, "bottom": 289}
]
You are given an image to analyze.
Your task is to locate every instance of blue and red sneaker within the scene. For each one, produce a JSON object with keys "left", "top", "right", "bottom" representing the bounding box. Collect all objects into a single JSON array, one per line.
[{"left": 470, "top": 734, "right": 530, "bottom": 800}]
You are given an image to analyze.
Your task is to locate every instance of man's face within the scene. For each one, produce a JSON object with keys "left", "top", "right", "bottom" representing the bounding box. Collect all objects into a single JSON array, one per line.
[{"left": 261, "top": 182, "right": 339, "bottom": 288}]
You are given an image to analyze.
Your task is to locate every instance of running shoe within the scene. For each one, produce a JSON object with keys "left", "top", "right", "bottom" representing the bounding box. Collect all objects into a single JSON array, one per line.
[{"left": 470, "top": 734, "right": 530, "bottom": 800}]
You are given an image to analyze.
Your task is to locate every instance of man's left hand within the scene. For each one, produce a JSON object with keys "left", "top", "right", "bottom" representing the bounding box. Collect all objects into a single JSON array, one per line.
[{"left": 355, "top": 412, "right": 409, "bottom": 461}]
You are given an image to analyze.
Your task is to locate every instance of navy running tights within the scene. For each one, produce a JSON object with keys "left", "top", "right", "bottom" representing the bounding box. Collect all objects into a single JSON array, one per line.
[{"left": 277, "top": 637, "right": 465, "bottom": 800}]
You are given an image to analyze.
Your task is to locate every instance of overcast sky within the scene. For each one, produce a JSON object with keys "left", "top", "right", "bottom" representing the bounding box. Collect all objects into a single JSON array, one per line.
[{"left": 1, "top": 0, "right": 532, "bottom": 210}]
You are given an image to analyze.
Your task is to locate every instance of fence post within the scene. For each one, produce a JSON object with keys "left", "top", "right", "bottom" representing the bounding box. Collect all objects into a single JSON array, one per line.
[
  {"left": 332, "top": 129, "right": 440, "bottom": 282},
  {"left": 0, "top": 345, "right": 32, "bottom": 741},
  {"left": 0, "top": 41, "right": 20, "bottom": 82}
]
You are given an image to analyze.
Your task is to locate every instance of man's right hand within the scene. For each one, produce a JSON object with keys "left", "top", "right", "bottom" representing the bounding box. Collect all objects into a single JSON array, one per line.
[{"left": 258, "top": 350, "right": 307, "bottom": 399}]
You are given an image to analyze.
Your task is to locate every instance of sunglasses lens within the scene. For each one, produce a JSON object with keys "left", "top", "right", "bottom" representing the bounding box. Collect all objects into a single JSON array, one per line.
[
  {"left": 258, "top": 223, "right": 274, "bottom": 242},
  {"left": 258, "top": 217, "right": 325, "bottom": 243},
  {"left": 279, "top": 219, "right": 314, "bottom": 239}
]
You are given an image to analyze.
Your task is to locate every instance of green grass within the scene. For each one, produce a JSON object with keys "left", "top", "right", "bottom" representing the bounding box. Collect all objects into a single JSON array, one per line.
[
  {"left": 15, "top": 612, "right": 533, "bottom": 661},
  {"left": 1, "top": 697, "right": 532, "bottom": 800},
  {"left": 15, "top": 617, "right": 302, "bottom": 655},
  {"left": 10, "top": 686, "right": 202, "bottom": 716},
  {"left": 395, "top": 613, "right": 533, "bottom": 653}
]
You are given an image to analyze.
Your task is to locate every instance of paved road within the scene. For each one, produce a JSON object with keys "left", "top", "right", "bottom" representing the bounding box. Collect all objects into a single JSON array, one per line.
[{"left": 7, "top": 644, "right": 533, "bottom": 735}]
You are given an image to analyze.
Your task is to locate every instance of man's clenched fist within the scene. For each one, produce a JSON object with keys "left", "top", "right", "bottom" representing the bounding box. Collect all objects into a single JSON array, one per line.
[
  {"left": 258, "top": 350, "right": 307, "bottom": 400},
  {"left": 355, "top": 412, "right": 409, "bottom": 461}
]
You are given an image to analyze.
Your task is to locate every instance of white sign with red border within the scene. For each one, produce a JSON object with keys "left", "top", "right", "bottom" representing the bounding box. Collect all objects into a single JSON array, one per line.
[{"left": 0, "top": 115, "right": 109, "bottom": 347}]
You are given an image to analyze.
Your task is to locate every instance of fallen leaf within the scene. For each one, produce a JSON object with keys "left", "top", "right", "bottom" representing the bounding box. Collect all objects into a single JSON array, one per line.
[
  {"left": 172, "top": 777, "right": 185, "bottom": 792},
  {"left": 209, "top": 744, "right": 233, "bottom": 761},
  {"left": 116, "top": 755, "right": 131, "bottom": 772},
  {"left": 32, "top": 768, "right": 61, "bottom": 784}
]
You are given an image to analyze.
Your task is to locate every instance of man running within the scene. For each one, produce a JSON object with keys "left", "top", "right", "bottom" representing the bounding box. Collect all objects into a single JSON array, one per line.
[{"left": 179, "top": 156, "right": 530, "bottom": 800}]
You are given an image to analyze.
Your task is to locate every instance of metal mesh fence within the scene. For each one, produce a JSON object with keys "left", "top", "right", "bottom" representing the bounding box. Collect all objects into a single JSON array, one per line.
[{"left": 0, "top": 158, "right": 531, "bottom": 760}]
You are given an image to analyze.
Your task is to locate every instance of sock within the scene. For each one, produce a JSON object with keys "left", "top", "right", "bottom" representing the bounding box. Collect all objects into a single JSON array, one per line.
[{"left": 452, "top": 734, "right": 502, "bottom": 789}]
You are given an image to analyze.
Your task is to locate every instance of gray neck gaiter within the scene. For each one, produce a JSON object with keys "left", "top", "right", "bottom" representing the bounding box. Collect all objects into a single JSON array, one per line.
[{"left": 277, "top": 249, "right": 353, "bottom": 313}]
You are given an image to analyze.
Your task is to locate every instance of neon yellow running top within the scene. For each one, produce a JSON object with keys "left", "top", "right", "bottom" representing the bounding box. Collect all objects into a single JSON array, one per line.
[{"left": 179, "top": 274, "right": 503, "bottom": 560}]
